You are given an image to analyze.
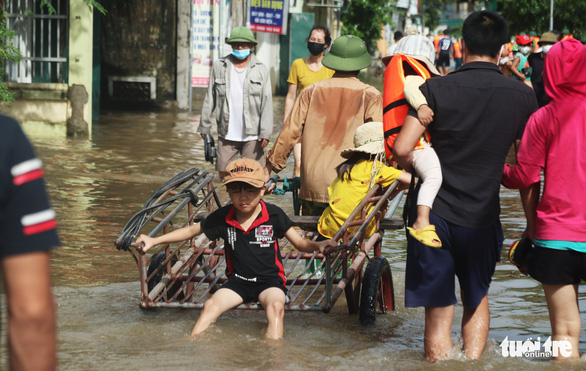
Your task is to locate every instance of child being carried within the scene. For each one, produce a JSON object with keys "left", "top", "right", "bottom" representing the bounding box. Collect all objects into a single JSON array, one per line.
[{"left": 401, "top": 74, "right": 443, "bottom": 248}]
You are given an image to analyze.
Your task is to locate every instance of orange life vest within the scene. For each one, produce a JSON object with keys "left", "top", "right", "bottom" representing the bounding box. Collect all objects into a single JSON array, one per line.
[
  {"left": 454, "top": 40, "right": 462, "bottom": 58},
  {"left": 433, "top": 35, "right": 441, "bottom": 52},
  {"left": 383, "top": 54, "right": 432, "bottom": 160},
  {"left": 532, "top": 36, "right": 540, "bottom": 52}
]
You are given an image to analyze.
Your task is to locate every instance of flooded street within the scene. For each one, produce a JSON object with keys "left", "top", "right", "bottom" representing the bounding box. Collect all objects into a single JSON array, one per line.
[{"left": 2, "top": 95, "right": 586, "bottom": 370}]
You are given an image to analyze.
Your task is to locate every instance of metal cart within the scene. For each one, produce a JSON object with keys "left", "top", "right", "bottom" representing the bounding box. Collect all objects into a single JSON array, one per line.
[{"left": 116, "top": 168, "right": 404, "bottom": 324}]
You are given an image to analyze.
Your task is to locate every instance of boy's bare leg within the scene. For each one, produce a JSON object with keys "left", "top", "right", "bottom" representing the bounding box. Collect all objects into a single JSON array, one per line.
[
  {"left": 258, "top": 287, "right": 287, "bottom": 340},
  {"left": 293, "top": 142, "right": 302, "bottom": 177},
  {"left": 424, "top": 305, "right": 454, "bottom": 362},
  {"left": 413, "top": 205, "right": 431, "bottom": 230},
  {"left": 543, "top": 284, "right": 581, "bottom": 359},
  {"left": 191, "top": 288, "right": 243, "bottom": 336},
  {"left": 461, "top": 294, "right": 490, "bottom": 359}
]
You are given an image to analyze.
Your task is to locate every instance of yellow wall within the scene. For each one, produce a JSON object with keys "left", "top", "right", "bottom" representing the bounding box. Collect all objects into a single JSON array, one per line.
[{"left": 0, "top": 83, "right": 68, "bottom": 136}]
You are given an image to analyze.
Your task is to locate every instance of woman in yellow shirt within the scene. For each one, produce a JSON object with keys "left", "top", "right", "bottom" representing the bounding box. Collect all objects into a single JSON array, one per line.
[{"left": 284, "top": 25, "right": 335, "bottom": 177}]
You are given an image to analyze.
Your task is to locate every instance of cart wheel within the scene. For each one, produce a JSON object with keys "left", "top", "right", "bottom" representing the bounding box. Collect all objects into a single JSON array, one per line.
[
  {"left": 359, "top": 257, "right": 395, "bottom": 325},
  {"left": 147, "top": 251, "right": 183, "bottom": 300}
]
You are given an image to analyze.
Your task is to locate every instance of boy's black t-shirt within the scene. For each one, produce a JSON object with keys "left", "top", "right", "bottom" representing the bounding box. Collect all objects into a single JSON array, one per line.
[{"left": 201, "top": 200, "right": 292, "bottom": 286}]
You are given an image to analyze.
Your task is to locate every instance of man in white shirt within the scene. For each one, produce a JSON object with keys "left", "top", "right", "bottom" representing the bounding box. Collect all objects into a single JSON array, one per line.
[{"left": 199, "top": 27, "right": 273, "bottom": 177}]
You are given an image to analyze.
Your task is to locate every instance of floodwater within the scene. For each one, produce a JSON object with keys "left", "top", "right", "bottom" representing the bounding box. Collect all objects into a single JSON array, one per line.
[{"left": 2, "top": 95, "right": 586, "bottom": 370}]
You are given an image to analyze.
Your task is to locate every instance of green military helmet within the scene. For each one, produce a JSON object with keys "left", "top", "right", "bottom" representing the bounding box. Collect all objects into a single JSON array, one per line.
[
  {"left": 225, "top": 26, "right": 257, "bottom": 45},
  {"left": 529, "top": 31, "right": 537, "bottom": 37},
  {"left": 322, "top": 35, "right": 372, "bottom": 72},
  {"left": 539, "top": 32, "right": 558, "bottom": 44}
]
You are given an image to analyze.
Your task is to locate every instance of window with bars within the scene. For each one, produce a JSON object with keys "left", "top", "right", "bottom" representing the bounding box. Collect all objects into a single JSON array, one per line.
[{"left": 4, "top": 0, "right": 68, "bottom": 84}]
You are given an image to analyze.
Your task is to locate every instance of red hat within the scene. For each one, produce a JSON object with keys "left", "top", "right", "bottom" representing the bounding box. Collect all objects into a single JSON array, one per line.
[{"left": 516, "top": 35, "right": 532, "bottom": 45}]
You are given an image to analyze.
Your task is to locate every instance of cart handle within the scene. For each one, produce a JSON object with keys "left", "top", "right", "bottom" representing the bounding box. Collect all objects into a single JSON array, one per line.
[{"left": 324, "top": 244, "right": 352, "bottom": 256}]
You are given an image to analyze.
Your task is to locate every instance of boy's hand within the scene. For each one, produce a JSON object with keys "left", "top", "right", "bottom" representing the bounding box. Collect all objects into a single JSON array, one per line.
[
  {"left": 318, "top": 239, "right": 338, "bottom": 254},
  {"left": 136, "top": 234, "right": 156, "bottom": 253},
  {"left": 417, "top": 104, "right": 434, "bottom": 127}
]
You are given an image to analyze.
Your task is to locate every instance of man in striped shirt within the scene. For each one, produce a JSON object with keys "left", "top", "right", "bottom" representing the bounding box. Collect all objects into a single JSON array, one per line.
[{"left": 1, "top": 114, "right": 60, "bottom": 370}]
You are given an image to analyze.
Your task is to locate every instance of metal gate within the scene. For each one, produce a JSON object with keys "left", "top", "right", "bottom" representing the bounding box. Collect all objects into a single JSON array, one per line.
[{"left": 4, "top": 0, "right": 68, "bottom": 83}]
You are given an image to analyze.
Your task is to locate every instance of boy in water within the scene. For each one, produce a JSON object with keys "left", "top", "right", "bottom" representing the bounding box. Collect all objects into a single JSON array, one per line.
[{"left": 137, "top": 158, "right": 336, "bottom": 339}]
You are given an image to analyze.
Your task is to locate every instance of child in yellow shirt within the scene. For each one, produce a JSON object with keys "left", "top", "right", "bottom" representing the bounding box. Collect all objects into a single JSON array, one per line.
[{"left": 318, "top": 122, "right": 412, "bottom": 239}]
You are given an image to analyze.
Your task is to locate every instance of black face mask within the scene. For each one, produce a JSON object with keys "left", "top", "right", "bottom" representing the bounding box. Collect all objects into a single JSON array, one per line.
[{"left": 307, "top": 41, "right": 325, "bottom": 56}]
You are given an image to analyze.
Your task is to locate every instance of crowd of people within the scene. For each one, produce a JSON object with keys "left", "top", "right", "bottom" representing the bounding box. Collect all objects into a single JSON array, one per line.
[
  {"left": 191, "top": 10, "right": 586, "bottom": 362},
  {"left": 4, "top": 8, "right": 585, "bottom": 369}
]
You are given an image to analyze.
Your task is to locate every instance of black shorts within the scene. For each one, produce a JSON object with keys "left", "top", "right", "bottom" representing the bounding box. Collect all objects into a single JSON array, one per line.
[
  {"left": 528, "top": 246, "right": 586, "bottom": 285},
  {"left": 221, "top": 278, "right": 287, "bottom": 303},
  {"left": 437, "top": 53, "right": 450, "bottom": 67}
]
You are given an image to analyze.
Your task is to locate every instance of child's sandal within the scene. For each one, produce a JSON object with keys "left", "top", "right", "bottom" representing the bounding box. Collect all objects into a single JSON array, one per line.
[{"left": 407, "top": 225, "right": 442, "bottom": 248}]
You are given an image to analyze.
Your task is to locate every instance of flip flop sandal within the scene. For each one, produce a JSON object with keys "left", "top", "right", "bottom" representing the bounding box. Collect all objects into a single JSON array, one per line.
[
  {"left": 508, "top": 238, "right": 533, "bottom": 275},
  {"left": 407, "top": 225, "right": 442, "bottom": 248}
]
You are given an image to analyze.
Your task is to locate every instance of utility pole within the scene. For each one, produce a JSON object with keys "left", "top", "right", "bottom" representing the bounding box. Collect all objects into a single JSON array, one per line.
[{"left": 550, "top": 0, "right": 554, "bottom": 30}]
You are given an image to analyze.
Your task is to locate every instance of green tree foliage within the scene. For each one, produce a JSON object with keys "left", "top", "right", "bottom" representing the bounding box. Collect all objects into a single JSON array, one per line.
[
  {"left": 420, "top": 0, "right": 446, "bottom": 31},
  {"left": 41, "top": 0, "right": 106, "bottom": 15},
  {"left": 340, "top": 0, "right": 392, "bottom": 54},
  {"left": 500, "top": 0, "right": 586, "bottom": 38},
  {"left": 0, "top": 10, "right": 21, "bottom": 102}
]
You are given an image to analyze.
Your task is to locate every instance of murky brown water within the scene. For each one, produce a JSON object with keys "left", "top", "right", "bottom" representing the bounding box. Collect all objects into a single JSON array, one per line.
[{"left": 2, "top": 95, "right": 586, "bottom": 370}]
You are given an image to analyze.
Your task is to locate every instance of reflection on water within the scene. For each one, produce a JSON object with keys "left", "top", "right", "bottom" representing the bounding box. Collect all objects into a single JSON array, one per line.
[{"left": 3, "top": 98, "right": 586, "bottom": 369}]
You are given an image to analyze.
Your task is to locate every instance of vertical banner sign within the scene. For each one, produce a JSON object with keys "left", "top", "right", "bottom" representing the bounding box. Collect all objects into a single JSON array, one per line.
[
  {"left": 250, "top": 0, "right": 288, "bottom": 35},
  {"left": 192, "top": 0, "right": 220, "bottom": 87}
]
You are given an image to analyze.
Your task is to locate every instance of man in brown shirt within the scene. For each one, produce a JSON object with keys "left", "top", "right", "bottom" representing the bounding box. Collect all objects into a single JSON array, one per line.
[{"left": 265, "top": 35, "right": 382, "bottom": 215}]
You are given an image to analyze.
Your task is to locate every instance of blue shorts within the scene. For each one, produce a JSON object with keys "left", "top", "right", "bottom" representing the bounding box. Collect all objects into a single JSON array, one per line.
[
  {"left": 405, "top": 211, "right": 503, "bottom": 309},
  {"left": 221, "top": 278, "right": 287, "bottom": 304}
]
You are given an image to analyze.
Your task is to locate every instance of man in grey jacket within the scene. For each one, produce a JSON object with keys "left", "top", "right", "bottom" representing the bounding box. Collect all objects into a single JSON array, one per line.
[{"left": 199, "top": 27, "right": 273, "bottom": 176}]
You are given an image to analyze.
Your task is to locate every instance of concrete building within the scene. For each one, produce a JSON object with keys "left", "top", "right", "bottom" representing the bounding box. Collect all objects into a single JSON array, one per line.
[
  {"left": 1, "top": 0, "right": 346, "bottom": 135},
  {"left": 2, "top": 0, "right": 94, "bottom": 137}
]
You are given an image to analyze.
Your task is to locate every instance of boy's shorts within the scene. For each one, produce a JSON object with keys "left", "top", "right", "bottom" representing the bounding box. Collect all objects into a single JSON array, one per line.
[
  {"left": 437, "top": 53, "right": 450, "bottom": 67},
  {"left": 405, "top": 211, "right": 503, "bottom": 309},
  {"left": 221, "top": 278, "right": 287, "bottom": 304},
  {"left": 528, "top": 246, "right": 586, "bottom": 285}
]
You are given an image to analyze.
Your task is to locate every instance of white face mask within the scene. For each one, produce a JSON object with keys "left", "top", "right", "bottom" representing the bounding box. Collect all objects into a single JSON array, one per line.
[
  {"left": 519, "top": 46, "right": 531, "bottom": 55},
  {"left": 499, "top": 58, "right": 509, "bottom": 65},
  {"left": 542, "top": 44, "right": 553, "bottom": 54}
]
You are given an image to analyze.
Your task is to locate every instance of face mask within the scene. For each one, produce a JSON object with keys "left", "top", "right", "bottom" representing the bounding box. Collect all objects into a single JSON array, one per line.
[
  {"left": 542, "top": 45, "right": 553, "bottom": 54},
  {"left": 232, "top": 48, "right": 251, "bottom": 60},
  {"left": 307, "top": 41, "right": 325, "bottom": 56},
  {"left": 519, "top": 46, "right": 531, "bottom": 55},
  {"left": 499, "top": 58, "right": 509, "bottom": 65}
]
